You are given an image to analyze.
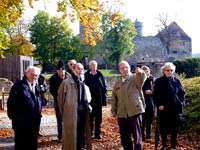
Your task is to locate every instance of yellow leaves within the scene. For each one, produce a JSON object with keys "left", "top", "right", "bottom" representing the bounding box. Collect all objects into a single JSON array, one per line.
[
  {"left": 55, "top": 0, "right": 106, "bottom": 46},
  {"left": 111, "top": 12, "right": 123, "bottom": 27}
]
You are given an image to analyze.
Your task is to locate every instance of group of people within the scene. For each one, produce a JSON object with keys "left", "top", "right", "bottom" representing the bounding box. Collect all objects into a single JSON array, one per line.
[
  {"left": 7, "top": 59, "right": 185, "bottom": 150},
  {"left": 7, "top": 59, "right": 108, "bottom": 150},
  {"left": 111, "top": 61, "right": 186, "bottom": 150}
]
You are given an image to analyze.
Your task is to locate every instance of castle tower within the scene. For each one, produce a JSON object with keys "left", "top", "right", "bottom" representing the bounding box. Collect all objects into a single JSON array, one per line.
[{"left": 134, "top": 19, "right": 143, "bottom": 36}]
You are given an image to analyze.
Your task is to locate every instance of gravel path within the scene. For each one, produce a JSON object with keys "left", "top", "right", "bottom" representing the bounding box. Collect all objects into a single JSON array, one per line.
[{"left": 0, "top": 113, "right": 58, "bottom": 150}]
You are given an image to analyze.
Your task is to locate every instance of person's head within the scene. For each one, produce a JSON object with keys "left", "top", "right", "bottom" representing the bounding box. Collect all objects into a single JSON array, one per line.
[
  {"left": 68, "top": 59, "right": 77, "bottom": 72},
  {"left": 161, "top": 62, "right": 176, "bottom": 78},
  {"left": 74, "top": 63, "right": 84, "bottom": 80},
  {"left": 141, "top": 65, "right": 151, "bottom": 77},
  {"left": 56, "top": 60, "right": 66, "bottom": 79},
  {"left": 118, "top": 61, "right": 131, "bottom": 78},
  {"left": 89, "top": 60, "right": 98, "bottom": 72},
  {"left": 25, "top": 66, "right": 41, "bottom": 84}
]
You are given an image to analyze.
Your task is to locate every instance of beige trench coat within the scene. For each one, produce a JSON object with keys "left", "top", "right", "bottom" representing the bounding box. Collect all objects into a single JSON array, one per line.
[{"left": 57, "top": 76, "right": 92, "bottom": 150}]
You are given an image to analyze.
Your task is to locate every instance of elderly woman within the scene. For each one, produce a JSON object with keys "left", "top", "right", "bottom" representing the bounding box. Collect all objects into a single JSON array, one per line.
[{"left": 153, "top": 62, "right": 186, "bottom": 150}]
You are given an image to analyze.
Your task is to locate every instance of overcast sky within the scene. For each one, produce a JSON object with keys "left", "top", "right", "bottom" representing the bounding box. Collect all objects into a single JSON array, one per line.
[{"left": 23, "top": 0, "right": 200, "bottom": 54}]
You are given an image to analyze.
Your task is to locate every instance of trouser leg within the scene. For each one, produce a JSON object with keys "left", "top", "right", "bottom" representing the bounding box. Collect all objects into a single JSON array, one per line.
[
  {"left": 129, "top": 114, "right": 143, "bottom": 150},
  {"left": 94, "top": 106, "right": 102, "bottom": 136},
  {"left": 118, "top": 118, "right": 133, "bottom": 150},
  {"left": 89, "top": 110, "right": 94, "bottom": 135},
  {"left": 54, "top": 100, "right": 62, "bottom": 139},
  {"left": 146, "top": 109, "right": 154, "bottom": 138},
  {"left": 14, "top": 128, "right": 38, "bottom": 150},
  {"left": 77, "top": 109, "right": 87, "bottom": 150},
  {"left": 142, "top": 113, "right": 146, "bottom": 140}
]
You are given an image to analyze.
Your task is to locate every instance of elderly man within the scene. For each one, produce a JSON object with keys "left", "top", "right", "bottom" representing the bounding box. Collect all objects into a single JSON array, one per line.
[
  {"left": 49, "top": 60, "right": 69, "bottom": 141},
  {"left": 67, "top": 59, "right": 77, "bottom": 75},
  {"left": 57, "top": 63, "right": 92, "bottom": 150},
  {"left": 84, "top": 60, "right": 108, "bottom": 139},
  {"left": 7, "top": 66, "right": 42, "bottom": 150},
  {"left": 111, "top": 61, "right": 146, "bottom": 150}
]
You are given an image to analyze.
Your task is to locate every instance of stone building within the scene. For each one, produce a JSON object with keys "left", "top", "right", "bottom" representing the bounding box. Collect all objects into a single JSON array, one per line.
[
  {"left": 80, "top": 20, "right": 192, "bottom": 76},
  {"left": 125, "top": 20, "right": 192, "bottom": 77}
]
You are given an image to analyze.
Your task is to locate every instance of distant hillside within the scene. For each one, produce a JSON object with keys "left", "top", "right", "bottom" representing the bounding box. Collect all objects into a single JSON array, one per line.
[{"left": 193, "top": 53, "right": 200, "bottom": 57}]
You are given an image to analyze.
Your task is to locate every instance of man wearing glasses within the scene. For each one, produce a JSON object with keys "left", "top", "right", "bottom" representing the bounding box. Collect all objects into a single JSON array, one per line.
[
  {"left": 67, "top": 59, "right": 77, "bottom": 75},
  {"left": 7, "top": 66, "right": 42, "bottom": 150}
]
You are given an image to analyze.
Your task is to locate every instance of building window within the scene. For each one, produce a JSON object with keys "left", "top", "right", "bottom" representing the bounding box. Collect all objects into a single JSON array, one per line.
[{"left": 172, "top": 51, "right": 177, "bottom": 53}]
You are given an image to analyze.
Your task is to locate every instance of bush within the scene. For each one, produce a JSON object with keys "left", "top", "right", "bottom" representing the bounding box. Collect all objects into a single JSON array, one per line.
[{"left": 174, "top": 57, "right": 200, "bottom": 78}]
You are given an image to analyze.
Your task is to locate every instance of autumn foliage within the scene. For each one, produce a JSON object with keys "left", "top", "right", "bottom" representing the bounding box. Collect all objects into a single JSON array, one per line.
[{"left": 0, "top": 105, "right": 198, "bottom": 149}]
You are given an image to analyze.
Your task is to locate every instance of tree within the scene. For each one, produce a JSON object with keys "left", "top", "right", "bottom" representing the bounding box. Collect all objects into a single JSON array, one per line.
[
  {"left": 156, "top": 12, "right": 168, "bottom": 32},
  {"left": 174, "top": 57, "right": 200, "bottom": 78},
  {"left": 0, "top": 0, "right": 24, "bottom": 57},
  {"left": 0, "top": 0, "right": 123, "bottom": 56},
  {"left": 5, "top": 19, "right": 34, "bottom": 56},
  {"left": 101, "top": 14, "right": 137, "bottom": 66},
  {"left": 29, "top": 10, "right": 85, "bottom": 65}
]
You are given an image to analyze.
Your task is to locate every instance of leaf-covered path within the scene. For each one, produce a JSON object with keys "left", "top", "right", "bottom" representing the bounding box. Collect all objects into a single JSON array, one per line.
[{"left": 0, "top": 105, "right": 198, "bottom": 150}]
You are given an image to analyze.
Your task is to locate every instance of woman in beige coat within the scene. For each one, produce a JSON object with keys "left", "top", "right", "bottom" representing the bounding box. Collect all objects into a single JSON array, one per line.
[{"left": 57, "top": 63, "right": 92, "bottom": 150}]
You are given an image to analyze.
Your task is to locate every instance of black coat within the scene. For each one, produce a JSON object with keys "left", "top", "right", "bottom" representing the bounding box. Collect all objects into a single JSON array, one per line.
[
  {"left": 142, "top": 75, "right": 154, "bottom": 108},
  {"left": 7, "top": 78, "right": 42, "bottom": 129},
  {"left": 38, "top": 74, "right": 48, "bottom": 106},
  {"left": 84, "top": 70, "right": 108, "bottom": 106},
  {"left": 153, "top": 75, "right": 186, "bottom": 124},
  {"left": 49, "top": 72, "right": 68, "bottom": 100}
]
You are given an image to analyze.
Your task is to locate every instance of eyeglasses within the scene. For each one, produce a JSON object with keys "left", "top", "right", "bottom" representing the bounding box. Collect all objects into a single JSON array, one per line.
[
  {"left": 166, "top": 69, "right": 173, "bottom": 72},
  {"left": 31, "top": 73, "right": 38, "bottom": 77}
]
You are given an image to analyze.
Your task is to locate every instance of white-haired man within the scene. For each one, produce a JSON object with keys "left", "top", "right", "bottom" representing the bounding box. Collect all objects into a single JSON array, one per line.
[{"left": 7, "top": 65, "right": 42, "bottom": 150}]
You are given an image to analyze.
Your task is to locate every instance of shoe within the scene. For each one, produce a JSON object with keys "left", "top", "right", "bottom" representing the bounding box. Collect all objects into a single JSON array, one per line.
[
  {"left": 95, "top": 134, "right": 102, "bottom": 139},
  {"left": 171, "top": 146, "right": 176, "bottom": 150}
]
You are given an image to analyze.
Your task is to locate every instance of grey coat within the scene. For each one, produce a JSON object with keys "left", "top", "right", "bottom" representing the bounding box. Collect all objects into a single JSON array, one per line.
[{"left": 57, "top": 76, "right": 92, "bottom": 150}]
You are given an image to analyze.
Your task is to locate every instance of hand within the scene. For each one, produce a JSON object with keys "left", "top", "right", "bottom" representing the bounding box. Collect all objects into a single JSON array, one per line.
[
  {"left": 145, "top": 90, "right": 152, "bottom": 95},
  {"left": 158, "top": 105, "right": 165, "bottom": 110}
]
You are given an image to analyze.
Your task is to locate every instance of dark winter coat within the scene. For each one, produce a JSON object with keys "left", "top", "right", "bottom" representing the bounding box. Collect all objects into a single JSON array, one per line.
[
  {"left": 38, "top": 74, "right": 48, "bottom": 106},
  {"left": 84, "top": 70, "right": 108, "bottom": 106},
  {"left": 49, "top": 72, "right": 68, "bottom": 100},
  {"left": 153, "top": 75, "right": 186, "bottom": 130},
  {"left": 142, "top": 75, "right": 154, "bottom": 108},
  {"left": 7, "top": 77, "right": 42, "bottom": 129}
]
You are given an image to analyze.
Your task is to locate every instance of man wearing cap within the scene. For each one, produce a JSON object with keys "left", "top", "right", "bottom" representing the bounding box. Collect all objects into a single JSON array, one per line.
[{"left": 49, "top": 60, "right": 70, "bottom": 141}]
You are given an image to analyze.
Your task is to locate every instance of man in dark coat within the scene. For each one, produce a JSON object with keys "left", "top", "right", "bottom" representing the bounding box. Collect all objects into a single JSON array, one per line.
[
  {"left": 49, "top": 60, "right": 69, "bottom": 141},
  {"left": 7, "top": 66, "right": 42, "bottom": 150},
  {"left": 141, "top": 65, "right": 155, "bottom": 140},
  {"left": 153, "top": 62, "right": 186, "bottom": 150},
  {"left": 84, "top": 60, "right": 108, "bottom": 139}
]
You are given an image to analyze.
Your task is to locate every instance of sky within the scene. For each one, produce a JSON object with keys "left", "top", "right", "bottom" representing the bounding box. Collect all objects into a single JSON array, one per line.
[{"left": 23, "top": 0, "right": 200, "bottom": 54}]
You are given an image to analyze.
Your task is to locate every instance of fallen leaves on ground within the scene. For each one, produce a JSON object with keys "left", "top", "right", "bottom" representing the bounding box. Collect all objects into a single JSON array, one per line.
[{"left": 0, "top": 105, "right": 198, "bottom": 149}]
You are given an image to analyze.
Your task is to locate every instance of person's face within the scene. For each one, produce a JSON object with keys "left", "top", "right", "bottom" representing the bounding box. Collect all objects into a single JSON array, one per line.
[
  {"left": 57, "top": 69, "right": 65, "bottom": 79},
  {"left": 75, "top": 64, "right": 84, "bottom": 79},
  {"left": 26, "top": 69, "right": 39, "bottom": 83},
  {"left": 119, "top": 63, "right": 130, "bottom": 78},
  {"left": 68, "top": 60, "right": 76, "bottom": 71},
  {"left": 144, "top": 69, "right": 150, "bottom": 77},
  {"left": 90, "top": 63, "right": 97, "bottom": 71},
  {"left": 164, "top": 66, "right": 174, "bottom": 78}
]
